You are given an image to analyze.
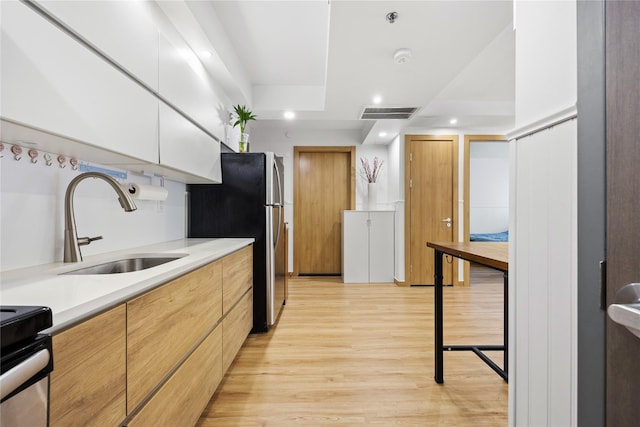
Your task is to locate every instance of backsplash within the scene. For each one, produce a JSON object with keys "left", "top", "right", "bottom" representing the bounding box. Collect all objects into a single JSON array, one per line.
[{"left": 0, "top": 148, "right": 186, "bottom": 271}]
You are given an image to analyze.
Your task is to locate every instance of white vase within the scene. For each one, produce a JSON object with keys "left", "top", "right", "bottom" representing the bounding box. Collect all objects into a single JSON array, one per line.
[{"left": 367, "top": 182, "right": 378, "bottom": 210}]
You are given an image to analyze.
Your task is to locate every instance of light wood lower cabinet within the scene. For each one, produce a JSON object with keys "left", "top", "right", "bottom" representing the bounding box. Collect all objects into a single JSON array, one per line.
[
  {"left": 223, "top": 289, "right": 254, "bottom": 373},
  {"left": 49, "top": 305, "right": 126, "bottom": 427},
  {"left": 125, "top": 324, "right": 223, "bottom": 427},
  {"left": 222, "top": 245, "right": 253, "bottom": 315},
  {"left": 48, "top": 244, "right": 253, "bottom": 426},
  {"left": 126, "top": 260, "right": 222, "bottom": 410}
]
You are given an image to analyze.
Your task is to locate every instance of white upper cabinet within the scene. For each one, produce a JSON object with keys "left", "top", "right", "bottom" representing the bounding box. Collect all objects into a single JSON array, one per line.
[
  {"left": 1, "top": 1, "right": 158, "bottom": 164},
  {"left": 158, "top": 33, "right": 227, "bottom": 141},
  {"left": 33, "top": 0, "right": 159, "bottom": 89},
  {"left": 159, "top": 104, "right": 222, "bottom": 183}
]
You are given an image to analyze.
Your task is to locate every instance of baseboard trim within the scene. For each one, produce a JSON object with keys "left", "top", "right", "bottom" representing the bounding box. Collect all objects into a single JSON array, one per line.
[{"left": 394, "top": 278, "right": 408, "bottom": 287}]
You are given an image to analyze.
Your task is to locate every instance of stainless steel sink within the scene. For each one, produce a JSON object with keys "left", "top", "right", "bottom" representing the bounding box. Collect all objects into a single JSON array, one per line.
[{"left": 61, "top": 255, "right": 186, "bottom": 275}]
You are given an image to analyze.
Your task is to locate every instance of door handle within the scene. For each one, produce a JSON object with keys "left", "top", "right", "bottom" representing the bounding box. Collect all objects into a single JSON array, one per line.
[
  {"left": 608, "top": 283, "right": 640, "bottom": 338},
  {"left": 0, "top": 349, "right": 50, "bottom": 400},
  {"left": 441, "top": 217, "right": 452, "bottom": 228}
]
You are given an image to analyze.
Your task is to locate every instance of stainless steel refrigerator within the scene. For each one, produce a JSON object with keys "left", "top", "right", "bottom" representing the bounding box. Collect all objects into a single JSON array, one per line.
[{"left": 188, "top": 152, "right": 285, "bottom": 333}]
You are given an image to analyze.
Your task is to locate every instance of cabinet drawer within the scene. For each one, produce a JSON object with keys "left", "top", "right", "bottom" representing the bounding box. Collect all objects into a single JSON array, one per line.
[
  {"left": 222, "top": 245, "right": 253, "bottom": 315},
  {"left": 127, "top": 260, "right": 222, "bottom": 410},
  {"left": 50, "top": 305, "right": 126, "bottom": 427},
  {"left": 126, "top": 324, "right": 222, "bottom": 427},
  {"left": 222, "top": 289, "right": 253, "bottom": 373}
]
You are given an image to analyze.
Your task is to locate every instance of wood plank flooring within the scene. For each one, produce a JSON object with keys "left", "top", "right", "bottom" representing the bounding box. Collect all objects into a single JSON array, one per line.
[{"left": 198, "top": 268, "right": 507, "bottom": 426}]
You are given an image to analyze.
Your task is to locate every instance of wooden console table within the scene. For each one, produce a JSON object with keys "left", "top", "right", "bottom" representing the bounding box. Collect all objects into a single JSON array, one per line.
[{"left": 426, "top": 241, "right": 508, "bottom": 383}]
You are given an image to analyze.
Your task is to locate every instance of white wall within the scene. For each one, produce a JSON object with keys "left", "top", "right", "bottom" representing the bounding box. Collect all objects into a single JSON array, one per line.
[
  {"left": 510, "top": 1, "right": 577, "bottom": 425},
  {"left": 387, "top": 136, "right": 403, "bottom": 280},
  {"left": 0, "top": 145, "right": 186, "bottom": 272},
  {"left": 514, "top": 1, "right": 577, "bottom": 128},
  {"left": 470, "top": 142, "right": 509, "bottom": 234},
  {"left": 250, "top": 127, "right": 396, "bottom": 274}
]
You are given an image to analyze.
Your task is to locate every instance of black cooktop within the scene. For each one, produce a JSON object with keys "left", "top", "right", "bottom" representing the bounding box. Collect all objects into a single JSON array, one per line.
[{"left": 0, "top": 306, "right": 52, "bottom": 349}]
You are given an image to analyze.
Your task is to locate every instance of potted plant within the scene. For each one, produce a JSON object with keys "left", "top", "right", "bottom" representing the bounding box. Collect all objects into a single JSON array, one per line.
[{"left": 232, "top": 104, "right": 256, "bottom": 152}]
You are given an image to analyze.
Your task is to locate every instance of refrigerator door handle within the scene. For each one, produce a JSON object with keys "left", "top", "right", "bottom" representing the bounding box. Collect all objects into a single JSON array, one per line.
[
  {"left": 274, "top": 204, "right": 282, "bottom": 248},
  {"left": 273, "top": 160, "right": 284, "bottom": 248}
]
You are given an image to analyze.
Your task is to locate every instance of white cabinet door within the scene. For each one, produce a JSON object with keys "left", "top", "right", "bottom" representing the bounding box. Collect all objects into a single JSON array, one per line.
[
  {"left": 369, "top": 212, "right": 395, "bottom": 283},
  {"left": 1, "top": 1, "right": 158, "bottom": 164},
  {"left": 159, "top": 104, "right": 221, "bottom": 183},
  {"left": 33, "top": 0, "right": 159, "bottom": 89},
  {"left": 343, "top": 211, "right": 369, "bottom": 283},
  {"left": 343, "top": 211, "right": 395, "bottom": 283},
  {"left": 158, "top": 34, "right": 227, "bottom": 141}
]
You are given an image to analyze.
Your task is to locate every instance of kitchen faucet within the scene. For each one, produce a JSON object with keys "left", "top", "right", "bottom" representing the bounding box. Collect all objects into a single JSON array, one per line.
[{"left": 63, "top": 172, "right": 137, "bottom": 262}]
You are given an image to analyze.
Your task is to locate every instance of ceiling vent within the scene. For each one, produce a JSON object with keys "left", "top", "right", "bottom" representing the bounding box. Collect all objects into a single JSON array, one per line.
[{"left": 360, "top": 107, "right": 418, "bottom": 120}]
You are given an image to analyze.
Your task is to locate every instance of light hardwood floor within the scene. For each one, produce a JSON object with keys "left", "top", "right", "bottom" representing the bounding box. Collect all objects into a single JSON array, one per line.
[{"left": 198, "top": 267, "right": 507, "bottom": 426}]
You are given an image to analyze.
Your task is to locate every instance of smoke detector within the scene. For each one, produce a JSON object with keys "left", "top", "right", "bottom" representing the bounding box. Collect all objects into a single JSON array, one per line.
[{"left": 393, "top": 48, "right": 412, "bottom": 64}]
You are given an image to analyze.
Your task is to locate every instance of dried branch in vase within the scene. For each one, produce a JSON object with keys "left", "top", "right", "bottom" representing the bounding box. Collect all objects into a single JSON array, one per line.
[{"left": 360, "top": 156, "right": 384, "bottom": 183}]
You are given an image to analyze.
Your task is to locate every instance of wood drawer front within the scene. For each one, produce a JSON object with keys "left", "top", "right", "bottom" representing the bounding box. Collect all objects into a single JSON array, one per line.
[
  {"left": 222, "top": 289, "right": 253, "bottom": 373},
  {"left": 50, "top": 305, "right": 126, "bottom": 427},
  {"left": 222, "top": 245, "right": 253, "bottom": 314},
  {"left": 127, "top": 260, "right": 222, "bottom": 410},
  {"left": 126, "top": 324, "right": 223, "bottom": 427}
]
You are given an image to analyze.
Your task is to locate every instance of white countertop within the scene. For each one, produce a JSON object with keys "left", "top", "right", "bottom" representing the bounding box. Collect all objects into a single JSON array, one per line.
[{"left": 0, "top": 238, "right": 254, "bottom": 333}]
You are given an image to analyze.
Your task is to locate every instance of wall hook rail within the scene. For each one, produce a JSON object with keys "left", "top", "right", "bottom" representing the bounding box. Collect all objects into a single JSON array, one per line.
[
  {"left": 11, "top": 145, "right": 22, "bottom": 161},
  {"left": 28, "top": 149, "right": 39, "bottom": 164}
]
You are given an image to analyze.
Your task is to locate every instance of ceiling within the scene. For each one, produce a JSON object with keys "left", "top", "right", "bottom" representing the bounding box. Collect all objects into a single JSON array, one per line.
[{"left": 174, "top": 1, "right": 515, "bottom": 144}]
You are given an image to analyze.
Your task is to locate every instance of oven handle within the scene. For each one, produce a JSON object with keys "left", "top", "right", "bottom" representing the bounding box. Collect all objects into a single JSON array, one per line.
[{"left": 0, "top": 349, "right": 51, "bottom": 401}]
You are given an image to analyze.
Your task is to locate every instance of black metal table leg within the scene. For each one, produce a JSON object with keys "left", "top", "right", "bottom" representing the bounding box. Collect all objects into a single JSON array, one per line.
[
  {"left": 434, "top": 249, "right": 444, "bottom": 384},
  {"left": 503, "top": 271, "right": 509, "bottom": 376}
]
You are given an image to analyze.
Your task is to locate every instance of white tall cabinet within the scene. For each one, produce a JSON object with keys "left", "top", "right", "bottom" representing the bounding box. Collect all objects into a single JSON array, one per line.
[{"left": 343, "top": 210, "right": 394, "bottom": 283}]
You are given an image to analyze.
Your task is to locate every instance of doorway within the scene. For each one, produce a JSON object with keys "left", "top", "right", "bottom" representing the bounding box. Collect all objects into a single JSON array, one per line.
[
  {"left": 462, "top": 135, "right": 508, "bottom": 286},
  {"left": 293, "top": 146, "right": 355, "bottom": 276},
  {"left": 404, "top": 135, "right": 458, "bottom": 286}
]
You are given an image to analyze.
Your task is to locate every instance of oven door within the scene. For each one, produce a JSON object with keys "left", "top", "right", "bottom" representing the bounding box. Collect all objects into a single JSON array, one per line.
[{"left": 0, "top": 335, "right": 53, "bottom": 427}]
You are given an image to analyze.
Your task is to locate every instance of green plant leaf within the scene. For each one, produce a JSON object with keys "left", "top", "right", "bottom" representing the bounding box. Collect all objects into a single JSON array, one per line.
[{"left": 232, "top": 104, "right": 257, "bottom": 136}]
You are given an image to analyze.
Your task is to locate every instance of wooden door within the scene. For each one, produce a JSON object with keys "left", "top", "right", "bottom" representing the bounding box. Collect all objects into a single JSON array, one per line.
[
  {"left": 605, "top": 2, "right": 640, "bottom": 425},
  {"left": 405, "top": 135, "right": 458, "bottom": 286},
  {"left": 294, "top": 147, "right": 355, "bottom": 276}
]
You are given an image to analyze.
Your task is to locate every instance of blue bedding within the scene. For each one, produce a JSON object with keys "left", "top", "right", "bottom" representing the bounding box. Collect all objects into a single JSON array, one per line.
[{"left": 470, "top": 231, "right": 509, "bottom": 242}]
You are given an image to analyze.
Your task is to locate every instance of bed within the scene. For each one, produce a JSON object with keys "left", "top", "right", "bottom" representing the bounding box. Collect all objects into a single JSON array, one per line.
[{"left": 469, "top": 230, "right": 509, "bottom": 242}]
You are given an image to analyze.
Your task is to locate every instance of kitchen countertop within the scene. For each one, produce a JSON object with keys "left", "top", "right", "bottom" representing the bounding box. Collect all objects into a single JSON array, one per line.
[{"left": 0, "top": 238, "right": 254, "bottom": 333}]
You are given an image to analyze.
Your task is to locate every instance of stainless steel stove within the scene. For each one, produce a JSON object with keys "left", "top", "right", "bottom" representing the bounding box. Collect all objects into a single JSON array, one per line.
[{"left": 0, "top": 306, "right": 53, "bottom": 427}]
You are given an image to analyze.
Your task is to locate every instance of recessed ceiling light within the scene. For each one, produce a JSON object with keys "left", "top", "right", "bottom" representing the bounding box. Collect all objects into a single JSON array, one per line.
[
  {"left": 449, "top": 118, "right": 458, "bottom": 125},
  {"left": 379, "top": 132, "right": 388, "bottom": 137},
  {"left": 284, "top": 111, "right": 295, "bottom": 120},
  {"left": 373, "top": 95, "right": 382, "bottom": 104}
]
